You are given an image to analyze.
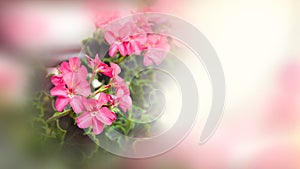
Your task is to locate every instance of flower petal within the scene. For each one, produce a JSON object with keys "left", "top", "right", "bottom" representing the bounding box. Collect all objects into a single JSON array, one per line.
[
  {"left": 78, "top": 66, "right": 88, "bottom": 81},
  {"left": 50, "top": 86, "right": 68, "bottom": 97},
  {"left": 55, "top": 97, "right": 71, "bottom": 112},
  {"left": 143, "top": 50, "right": 167, "bottom": 66},
  {"left": 70, "top": 96, "right": 85, "bottom": 114},
  {"left": 74, "top": 80, "right": 91, "bottom": 97},
  {"left": 96, "top": 107, "right": 116, "bottom": 125},
  {"left": 110, "top": 62, "right": 121, "bottom": 77},
  {"left": 58, "top": 62, "right": 71, "bottom": 74},
  {"left": 119, "top": 24, "right": 130, "bottom": 38},
  {"left": 109, "top": 44, "right": 119, "bottom": 57},
  {"left": 101, "top": 67, "right": 113, "bottom": 78},
  {"left": 119, "top": 44, "right": 127, "bottom": 56},
  {"left": 63, "top": 72, "right": 78, "bottom": 89},
  {"left": 92, "top": 118, "right": 104, "bottom": 135},
  {"left": 104, "top": 31, "right": 117, "bottom": 45},
  {"left": 51, "top": 74, "right": 65, "bottom": 86},
  {"left": 69, "top": 57, "right": 81, "bottom": 71},
  {"left": 98, "top": 92, "right": 108, "bottom": 106},
  {"left": 84, "top": 98, "right": 97, "bottom": 112},
  {"left": 119, "top": 95, "right": 132, "bottom": 112},
  {"left": 135, "top": 34, "right": 147, "bottom": 44},
  {"left": 76, "top": 111, "right": 92, "bottom": 129}
]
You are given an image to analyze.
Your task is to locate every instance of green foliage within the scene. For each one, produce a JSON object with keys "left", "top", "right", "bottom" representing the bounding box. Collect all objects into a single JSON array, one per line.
[
  {"left": 31, "top": 92, "right": 67, "bottom": 147},
  {"left": 31, "top": 92, "right": 101, "bottom": 162}
]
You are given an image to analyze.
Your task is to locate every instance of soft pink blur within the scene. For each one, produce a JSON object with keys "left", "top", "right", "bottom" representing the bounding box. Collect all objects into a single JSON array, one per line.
[
  {"left": 0, "top": 5, "right": 47, "bottom": 49},
  {"left": 0, "top": 1, "right": 299, "bottom": 169},
  {"left": 0, "top": 54, "right": 28, "bottom": 105}
]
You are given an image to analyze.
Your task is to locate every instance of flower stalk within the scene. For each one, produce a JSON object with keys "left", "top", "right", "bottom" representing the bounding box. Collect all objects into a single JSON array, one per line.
[{"left": 46, "top": 109, "right": 72, "bottom": 123}]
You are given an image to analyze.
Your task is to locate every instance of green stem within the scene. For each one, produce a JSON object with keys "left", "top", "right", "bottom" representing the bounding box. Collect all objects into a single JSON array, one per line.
[
  {"left": 116, "top": 55, "right": 126, "bottom": 64},
  {"left": 93, "top": 85, "right": 109, "bottom": 96},
  {"left": 46, "top": 109, "right": 71, "bottom": 123},
  {"left": 92, "top": 80, "right": 113, "bottom": 96}
]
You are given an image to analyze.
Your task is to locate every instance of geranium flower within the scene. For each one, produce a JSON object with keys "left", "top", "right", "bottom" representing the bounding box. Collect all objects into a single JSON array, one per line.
[
  {"left": 144, "top": 50, "right": 168, "bottom": 66},
  {"left": 50, "top": 72, "right": 90, "bottom": 114},
  {"left": 110, "top": 62, "right": 121, "bottom": 77},
  {"left": 131, "top": 10, "right": 155, "bottom": 33},
  {"left": 123, "top": 22, "right": 147, "bottom": 55},
  {"left": 116, "top": 86, "right": 132, "bottom": 112},
  {"left": 104, "top": 23, "right": 130, "bottom": 57},
  {"left": 105, "top": 21, "right": 148, "bottom": 57},
  {"left": 114, "top": 79, "right": 132, "bottom": 112},
  {"left": 51, "top": 74, "right": 65, "bottom": 86},
  {"left": 86, "top": 54, "right": 113, "bottom": 78},
  {"left": 110, "top": 62, "right": 127, "bottom": 89},
  {"left": 143, "top": 34, "right": 171, "bottom": 66},
  {"left": 58, "top": 57, "right": 88, "bottom": 82},
  {"left": 76, "top": 93, "right": 117, "bottom": 135},
  {"left": 110, "top": 62, "right": 132, "bottom": 112}
]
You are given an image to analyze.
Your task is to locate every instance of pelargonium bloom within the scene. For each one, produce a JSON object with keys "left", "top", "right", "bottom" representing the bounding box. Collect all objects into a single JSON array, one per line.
[
  {"left": 131, "top": 14, "right": 153, "bottom": 33},
  {"left": 143, "top": 34, "right": 171, "bottom": 66},
  {"left": 86, "top": 54, "right": 113, "bottom": 78},
  {"left": 110, "top": 62, "right": 132, "bottom": 112},
  {"left": 123, "top": 22, "right": 147, "bottom": 55},
  {"left": 50, "top": 74, "right": 90, "bottom": 114},
  {"left": 76, "top": 93, "right": 117, "bottom": 135},
  {"left": 58, "top": 57, "right": 88, "bottom": 82},
  {"left": 110, "top": 62, "right": 121, "bottom": 77},
  {"left": 110, "top": 62, "right": 126, "bottom": 87},
  {"left": 115, "top": 83, "right": 132, "bottom": 112},
  {"left": 50, "top": 57, "right": 91, "bottom": 114},
  {"left": 51, "top": 74, "right": 65, "bottom": 86},
  {"left": 104, "top": 23, "right": 130, "bottom": 57},
  {"left": 105, "top": 21, "right": 148, "bottom": 57}
]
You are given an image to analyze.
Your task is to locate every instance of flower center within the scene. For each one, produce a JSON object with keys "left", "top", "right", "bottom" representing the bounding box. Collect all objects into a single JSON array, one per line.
[
  {"left": 91, "top": 111, "right": 97, "bottom": 117},
  {"left": 116, "top": 38, "right": 122, "bottom": 45},
  {"left": 67, "top": 88, "right": 75, "bottom": 98}
]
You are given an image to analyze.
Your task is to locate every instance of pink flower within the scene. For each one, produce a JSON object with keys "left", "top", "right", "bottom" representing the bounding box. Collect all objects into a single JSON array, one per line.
[
  {"left": 86, "top": 54, "right": 113, "bottom": 78},
  {"left": 106, "top": 94, "right": 115, "bottom": 106},
  {"left": 110, "top": 62, "right": 126, "bottom": 89},
  {"left": 114, "top": 79, "right": 132, "bottom": 112},
  {"left": 104, "top": 23, "right": 130, "bottom": 57},
  {"left": 76, "top": 93, "right": 117, "bottom": 135},
  {"left": 50, "top": 72, "right": 90, "bottom": 114},
  {"left": 123, "top": 22, "right": 147, "bottom": 55},
  {"left": 51, "top": 74, "right": 65, "bottom": 86},
  {"left": 116, "top": 85, "right": 132, "bottom": 112},
  {"left": 143, "top": 34, "right": 171, "bottom": 66},
  {"left": 110, "top": 62, "right": 132, "bottom": 112},
  {"left": 144, "top": 50, "right": 167, "bottom": 66},
  {"left": 133, "top": 15, "right": 153, "bottom": 33},
  {"left": 110, "top": 62, "right": 121, "bottom": 77},
  {"left": 58, "top": 57, "right": 88, "bottom": 82},
  {"left": 104, "top": 22, "right": 147, "bottom": 57},
  {"left": 131, "top": 10, "right": 156, "bottom": 33}
]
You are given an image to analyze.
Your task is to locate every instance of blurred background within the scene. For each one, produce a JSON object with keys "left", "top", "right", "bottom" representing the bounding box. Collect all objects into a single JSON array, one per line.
[{"left": 0, "top": 0, "right": 300, "bottom": 169}]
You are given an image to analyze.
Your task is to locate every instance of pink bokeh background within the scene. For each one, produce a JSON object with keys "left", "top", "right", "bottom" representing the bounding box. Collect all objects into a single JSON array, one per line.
[{"left": 0, "top": 0, "right": 300, "bottom": 168}]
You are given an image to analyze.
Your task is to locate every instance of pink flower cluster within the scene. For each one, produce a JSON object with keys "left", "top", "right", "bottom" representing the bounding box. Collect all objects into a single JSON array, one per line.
[
  {"left": 50, "top": 56, "right": 132, "bottom": 135},
  {"left": 89, "top": 2, "right": 175, "bottom": 67},
  {"left": 103, "top": 16, "right": 171, "bottom": 66}
]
